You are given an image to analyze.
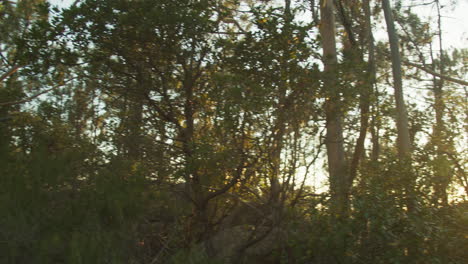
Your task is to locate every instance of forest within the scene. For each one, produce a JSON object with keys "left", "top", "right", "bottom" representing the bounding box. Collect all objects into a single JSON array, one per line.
[{"left": 0, "top": 0, "right": 467, "bottom": 263}]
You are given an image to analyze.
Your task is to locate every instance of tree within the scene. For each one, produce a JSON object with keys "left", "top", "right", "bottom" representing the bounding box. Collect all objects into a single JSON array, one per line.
[
  {"left": 1, "top": 0, "right": 467, "bottom": 263},
  {"left": 317, "top": 0, "right": 350, "bottom": 262},
  {"left": 319, "top": 0, "right": 348, "bottom": 218},
  {"left": 382, "top": 0, "right": 412, "bottom": 159}
]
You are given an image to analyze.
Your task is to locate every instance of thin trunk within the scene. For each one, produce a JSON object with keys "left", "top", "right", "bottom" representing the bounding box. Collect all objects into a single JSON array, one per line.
[
  {"left": 129, "top": 78, "right": 144, "bottom": 160},
  {"left": 370, "top": 90, "right": 381, "bottom": 162},
  {"left": 319, "top": 1, "right": 348, "bottom": 262},
  {"left": 320, "top": 0, "right": 348, "bottom": 217},
  {"left": 268, "top": 0, "right": 292, "bottom": 224},
  {"left": 382, "top": 1, "right": 417, "bottom": 259},
  {"left": 433, "top": 0, "right": 449, "bottom": 207},
  {"left": 348, "top": 0, "right": 375, "bottom": 186},
  {"left": 382, "top": 0, "right": 412, "bottom": 159},
  {"left": 126, "top": 99, "right": 143, "bottom": 159},
  {"left": 127, "top": 66, "right": 147, "bottom": 161},
  {"left": 181, "top": 66, "right": 207, "bottom": 244}
]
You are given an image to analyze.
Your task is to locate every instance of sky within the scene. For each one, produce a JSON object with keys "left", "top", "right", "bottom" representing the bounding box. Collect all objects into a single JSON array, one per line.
[{"left": 403, "top": 0, "right": 468, "bottom": 50}]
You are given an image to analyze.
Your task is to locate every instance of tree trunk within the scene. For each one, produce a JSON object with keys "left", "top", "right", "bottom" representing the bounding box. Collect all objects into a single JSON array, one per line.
[
  {"left": 320, "top": 0, "right": 348, "bottom": 216},
  {"left": 320, "top": 0, "right": 348, "bottom": 218},
  {"left": 382, "top": 0, "right": 412, "bottom": 159},
  {"left": 382, "top": 1, "right": 417, "bottom": 259},
  {"left": 346, "top": 0, "right": 375, "bottom": 186},
  {"left": 432, "top": 0, "right": 449, "bottom": 207},
  {"left": 319, "top": 1, "right": 349, "bottom": 262}
]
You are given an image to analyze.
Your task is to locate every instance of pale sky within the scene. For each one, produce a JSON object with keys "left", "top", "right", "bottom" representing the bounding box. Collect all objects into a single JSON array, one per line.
[{"left": 406, "top": 0, "right": 468, "bottom": 49}]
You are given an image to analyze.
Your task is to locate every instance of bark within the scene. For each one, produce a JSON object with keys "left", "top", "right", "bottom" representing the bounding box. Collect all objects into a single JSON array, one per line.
[
  {"left": 181, "top": 67, "right": 205, "bottom": 243},
  {"left": 382, "top": 1, "right": 417, "bottom": 259},
  {"left": 126, "top": 68, "right": 146, "bottom": 160},
  {"left": 267, "top": 0, "right": 292, "bottom": 226},
  {"left": 370, "top": 109, "right": 380, "bottom": 162},
  {"left": 346, "top": 0, "right": 375, "bottom": 186},
  {"left": 382, "top": 0, "right": 412, "bottom": 159},
  {"left": 320, "top": 0, "right": 348, "bottom": 217},
  {"left": 432, "top": 0, "right": 449, "bottom": 206}
]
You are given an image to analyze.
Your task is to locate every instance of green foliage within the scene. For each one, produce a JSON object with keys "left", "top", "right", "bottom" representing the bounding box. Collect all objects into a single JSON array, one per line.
[
  {"left": 0, "top": 113, "right": 150, "bottom": 264},
  {"left": 0, "top": 0, "right": 466, "bottom": 263}
]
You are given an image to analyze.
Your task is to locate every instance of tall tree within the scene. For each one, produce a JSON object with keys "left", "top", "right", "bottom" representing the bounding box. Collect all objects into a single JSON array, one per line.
[
  {"left": 431, "top": 0, "right": 449, "bottom": 206},
  {"left": 381, "top": 0, "right": 412, "bottom": 159},
  {"left": 318, "top": 1, "right": 349, "bottom": 262},
  {"left": 319, "top": 0, "right": 348, "bottom": 217},
  {"left": 335, "top": 0, "right": 376, "bottom": 185}
]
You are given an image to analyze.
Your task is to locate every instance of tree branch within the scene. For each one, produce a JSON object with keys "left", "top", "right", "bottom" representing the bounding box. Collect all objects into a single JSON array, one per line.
[
  {"left": 0, "top": 78, "right": 75, "bottom": 107},
  {"left": 404, "top": 61, "right": 468, "bottom": 86},
  {"left": 0, "top": 65, "right": 21, "bottom": 82}
]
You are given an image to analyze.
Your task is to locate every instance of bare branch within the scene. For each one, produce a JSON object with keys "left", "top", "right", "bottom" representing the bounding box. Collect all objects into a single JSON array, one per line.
[
  {"left": 404, "top": 61, "right": 468, "bottom": 86},
  {"left": 0, "top": 65, "right": 21, "bottom": 82},
  {"left": 0, "top": 78, "right": 76, "bottom": 107}
]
